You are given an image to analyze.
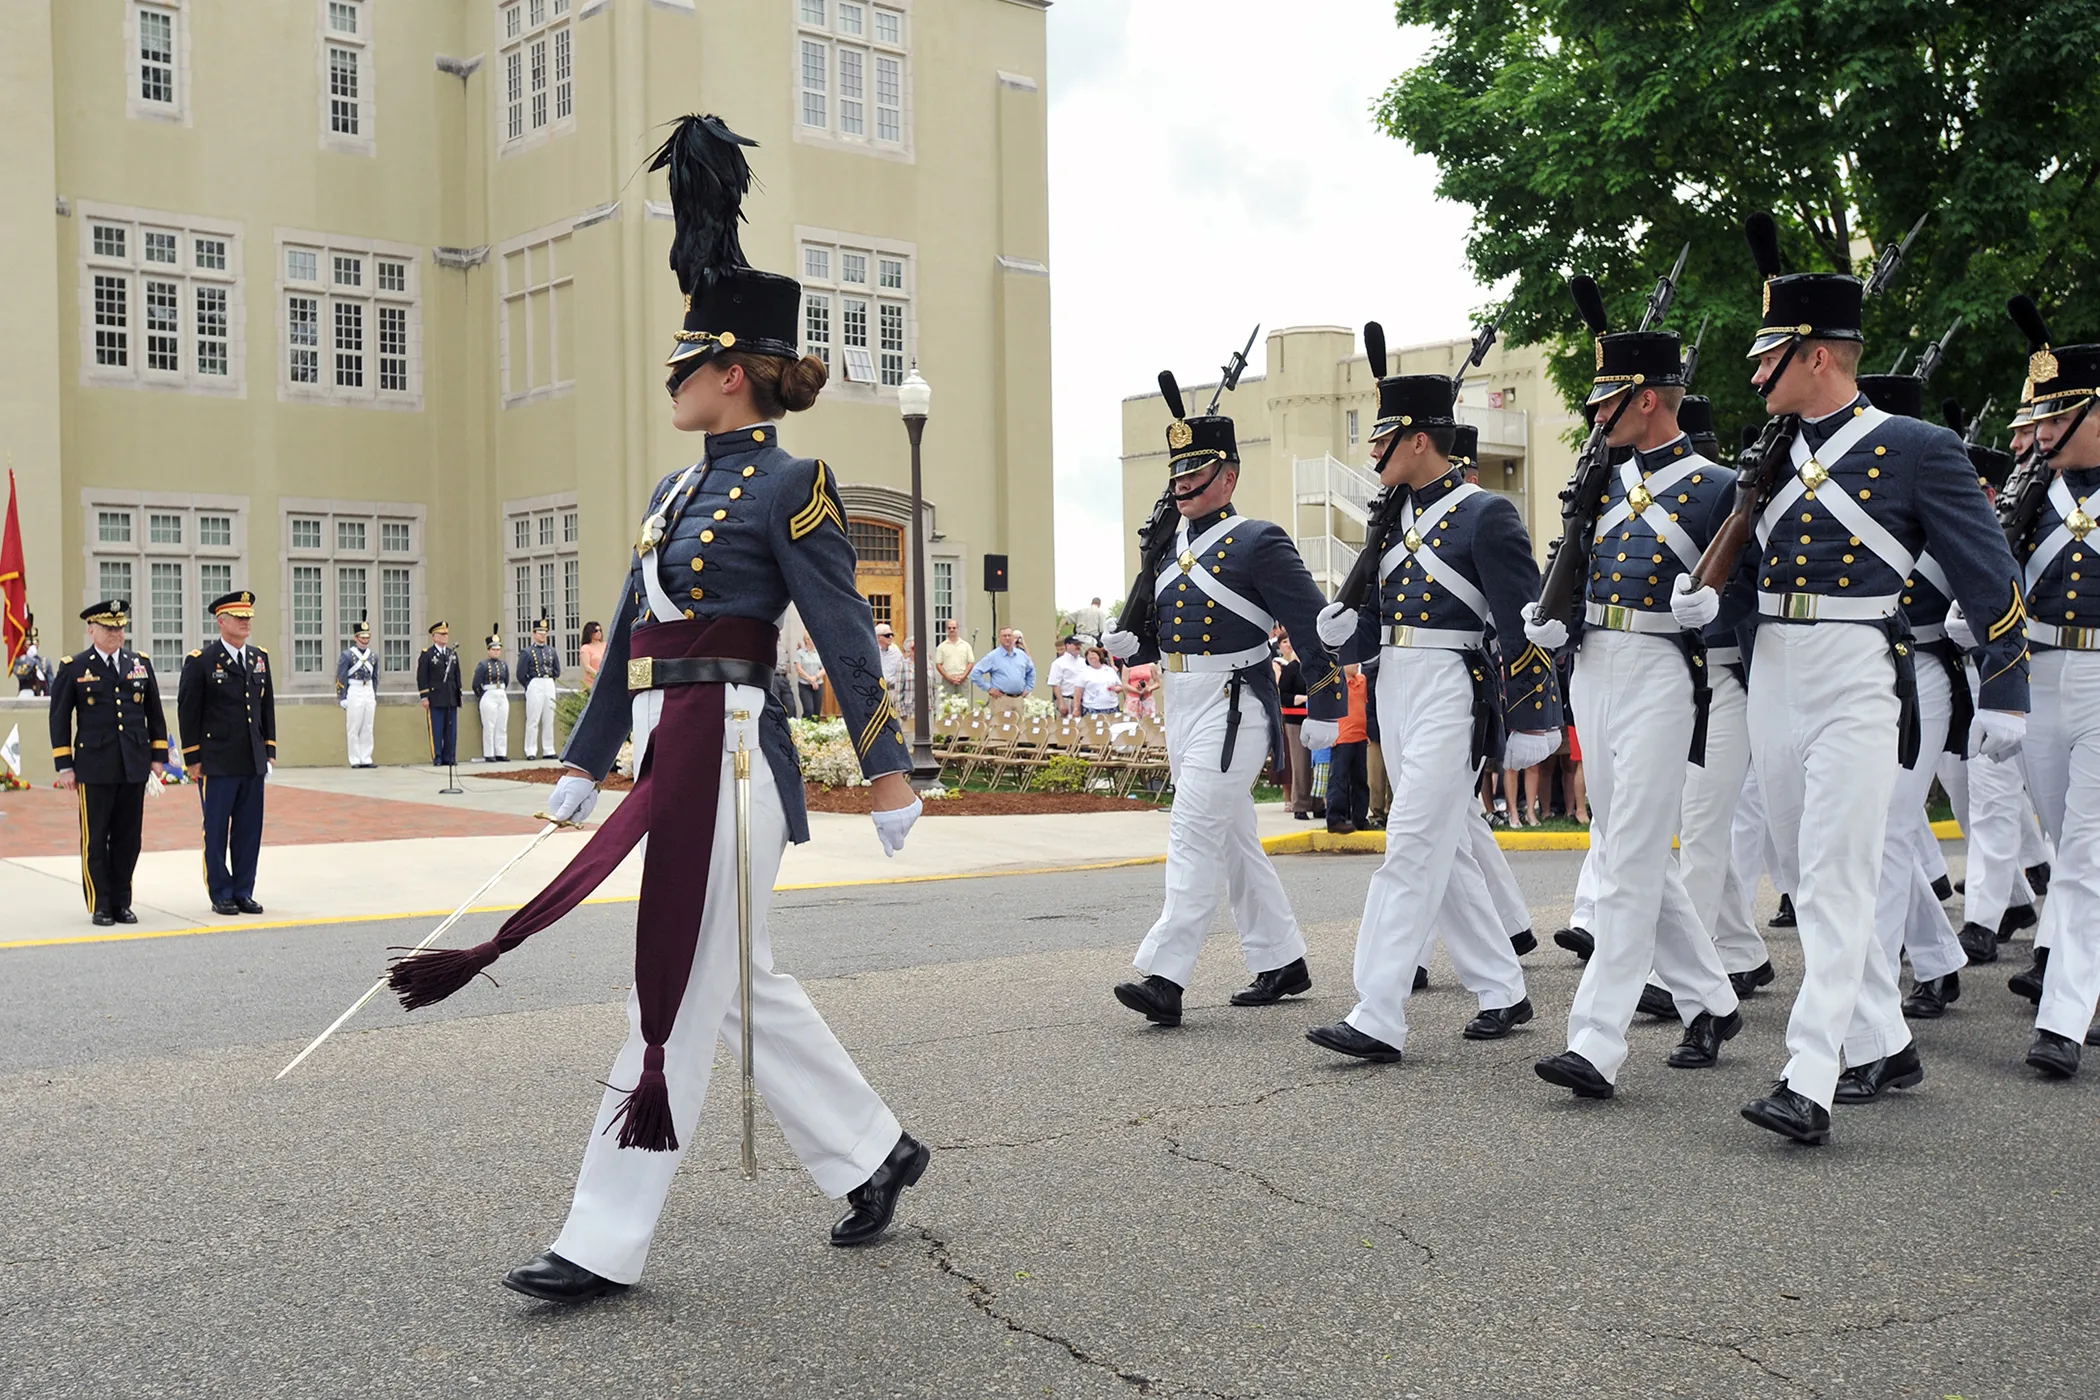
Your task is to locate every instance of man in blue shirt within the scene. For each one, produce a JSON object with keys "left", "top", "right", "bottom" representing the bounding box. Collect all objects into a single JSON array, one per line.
[{"left": 969, "top": 627, "right": 1035, "bottom": 701}]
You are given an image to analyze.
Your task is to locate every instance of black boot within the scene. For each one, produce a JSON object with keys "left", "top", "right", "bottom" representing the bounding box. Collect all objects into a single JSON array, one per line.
[
  {"left": 1463, "top": 998, "right": 1535, "bottom": 1040},
  {"left": 1535, "top": 1050, "right": 1614, "bottom": 1099},
  {"left": 1637, "top": 984, "right": 1677, "bottom": 1020},
  {"left": 1553, "top": 926, "right": 1595, "bottom": 960},
  {"left": 1902, "top": 971, "right": 1960, "bottom": 1019},
  {"left": 1229, "top": 957, "right": 1311, "bottom": 1006},
  {"left": 2027, "top": 1030, "right": 2081, "bottom": 1080},
  {"left": 1412, "top": 965, "right": 1429, "bottom": 992},
  {"left": 1931, "top": 873, "right": 1955, "bottom": 903},
  {"left": 1113, "top": 974, "right": 1184, "bottom": 1027},
  {"left": 1769, "top": 894, "right": 1797, "bottom": 929},
  {"left": 831, "top": 1132, "right": 930, "bottom": 1246},
  {"left": 1510, "top": 928, "right": 1538, "bottom": 957},
  {"left": 1832, "top": 1043, "right": 1925, "bottom": 1103},
  {"left": 1958, "top": 921, "right": 2000, "bottom": 966},
  {"left": 501, "top": 1251, "right": 629, "bottom": 1303},
  {"left": 1999, "top": 902, "right": 2039, "bottom": 942},
  {"left": 1740, "top": 1082, "right": 1830, "bottom": 1145},
  {"left": 2027, "top": 861, "right": 2053, "bottom": 895},
  {"left": 1729, "top": 961, "right": 1777, "bottom": 998},
  {"left": 1667, "top": 1010, "right": 1743, "bottom": 1069},
  {"left": 2009, "top": 947, "right": 2049, "bottom": 1003},
  {"left": 1307, "top": 1021, "right": 1402, "bottom": 1063}
]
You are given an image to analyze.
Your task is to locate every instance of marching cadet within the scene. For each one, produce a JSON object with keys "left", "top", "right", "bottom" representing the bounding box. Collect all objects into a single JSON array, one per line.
[
  {"left": 335, "top": 620, "right": 379, "bottom": 768},
  {"left": 177, "top": 590, "right": 276, "bottom": 916},
  {"left": 473, "top": 627, "right": 511, "bottom": 762},
  {"left": 1305, "top": 369, "right": 1561, "bottom": 1064},
  {"left": 1523, "top": 291, "right": 1745, "bottom": 1102},
  {"left": 1102, "top": 372, "right": 1346, "bottom": 1028},
  {"left": 382, "top": 115, "right": 928, "bottom": 1301},
  {"left": 416, "top": 621, "right": 462, "bottom": 767},
  {"left": 519, "top": 616, "right": 563, "bottom": 760},
  {"left": 1671, "top": 215, "right": 2029, "bottom": 1144},
  {"left": 48, "top": 600, "right": 168, "bottom": 925}
]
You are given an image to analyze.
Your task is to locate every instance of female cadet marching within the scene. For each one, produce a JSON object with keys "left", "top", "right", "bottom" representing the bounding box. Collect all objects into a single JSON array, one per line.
[{"left": 384, "top": 115, "right": 928, "bottom": 1301}]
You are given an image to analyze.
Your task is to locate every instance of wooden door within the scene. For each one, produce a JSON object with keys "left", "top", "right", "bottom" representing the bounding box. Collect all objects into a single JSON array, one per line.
[{"left": 841, "top": 518, "right": 906, "bottom": 718}]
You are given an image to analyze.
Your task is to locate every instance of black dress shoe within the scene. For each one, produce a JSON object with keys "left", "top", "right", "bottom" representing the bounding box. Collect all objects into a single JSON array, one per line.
[
  {"left": 1326, "top": 821, "right": 1358, "bottom": 835},
  {"left": 2009, "top": 947, "right": 2049, "bottom": 1004},
  {"left": 1510, "top": 928, "right": 1538, "bottom": 957},
  {"left": 1958, "top": 921, "right": 2000, "bottom": 966},
  {"left": 501, "top": 1251, "right": 628, "bottom": 1303},
  {"left": 235, "top": 898, "right": 265, "bottom": 914},
  {"left": 1832, "top": 1042, "right": 1925, "bottom": 1103},
  {"left": 211, "top": 900, "right": 241, "bottom": 916},
  {"left": 1637, "top": 984, "right": 1677, "bottom": 1020},
  {"left": 1954, "top": 877, "right": 1966, "bottom": 894},
  {"left": 114, "top": 908, "right": 138, "bottom": 925},
  {"left": 1554, "top": 927, "right": 1595, "bottom": 961},
  {"left": 91, "top": 911, "right": 115, "bottom": 927},
  {"left": 1667, "top": 1010, "right": 1743, "bottom": 1068},
  {"left": 1931, "top": 873, "right": 1955, "bottom": 903},
  {"left": 1535, "top": 1050, "right": 1614, "bottom": 1098},
  {"left": 1769, "top": 894, "right": 1797, "bottom": 929},
  {"left": 1113, "top": 974, "right": 1184, "bottom": 1027},
  {"left": 2027, "top": 1030, "right": 2081, "bottom": 1079},
  {"left": 1729, "top": 961, "right": 1777, "bottom": 998},
  {"left": 1741, "top": 1082, "right": 1830, "bottom": 1145},
  {"left": 1999, "top": 902, "right": 2039, "bottom": 941},
  {"left": 831, "top": 1132, "right": 929, "bottom": 1247},
  {"left": 1229, "top": 958, "right": 1311, "bottom": 1006},
  {"left": 1462, "top": 998, "right": 1534, "bottom": 1041},
  {"left": 1293, "top": 810, "right": 1311, "bottom": 821},
  {"left": 1901, "top": 972, "right": 1960, "bottom": 1019},
  {"left": 2027, "top": 861, "right": 2053, "bottom": 895},
  {"left": 1307, "top": 1021, "right": 1402, "bottom": 1063},
  {"left": 1412, "top": 965, "right": 1429, "bottom": 992}
]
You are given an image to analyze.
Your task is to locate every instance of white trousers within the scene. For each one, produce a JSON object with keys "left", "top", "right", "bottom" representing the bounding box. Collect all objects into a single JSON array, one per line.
[
  {"left": 1749, "top": 623, "right": 1910, "bottom": 1108},
  {"left": 552, "top": 684, "right": 899, "bottom": 1285},
  {"left": 1564, "top": 631, "right": 1738, "bottom": 1080},
  {"left": 2023, "top": 650, "right": 2100, "bottom": 1043},
  {"left": 1133, "top": 669, "right": 1308, "bottom": 985},
  {"left": 1471, "top": 812, "right": 1532, "bottom": 940},
  {"left": 1679, "top": 664, "right": 1770, "bottom": 972},
  {"left": 1346, "top": 648, "right": 1526, "bottom": 1049},
  {"left": 343, "top": 681, "right": 375, "bottom": 766},
  {"left": 1869, "top": 656, "right": 1968, "bottom": 985},
  {"left": 1939, "top": 661, "right": 2042, "bottom": 931},
  {"left": 478, "top": 689, "right": 509, "bottom": 760},
  {"left": 525, "top": 676, "right": 559, "bottom": 758}
]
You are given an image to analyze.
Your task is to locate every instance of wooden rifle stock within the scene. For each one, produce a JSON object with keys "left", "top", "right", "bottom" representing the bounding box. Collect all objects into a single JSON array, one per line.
[
  {"left": 1532, "top": 423, "right": 1613, "bottom": 625},
  {"left": 1691, "top": 414, "right": 1800, "bottom": 591},
  {"left": 1997, "top": 446, "right": 2051, "bottom": 552}
]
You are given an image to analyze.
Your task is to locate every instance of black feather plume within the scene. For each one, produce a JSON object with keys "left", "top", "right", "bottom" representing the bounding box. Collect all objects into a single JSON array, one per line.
[
  {"left": 1740, "top": 424, "right": 1762, "bottom": 453},
  {"left": 2009, "top": 294, "right": 2052, "bottom": 350},
  {"left": 1364, "top": 322, "right": 1388, "bottom": 378},
  {"left": 649, "top": 114, "right": 759, "bottom": 296},
  {"left": 1568, "top": 276, "right": 1608, "bottom": 335},
  {"left": 1941, "top": 397, "right": 1966, "bottom": 435},
  {"left": 1745, "top": 212, "right": 1783, "bottom": 278},
  {"left": 1158, "top": 371, "right": 1186, "bottom": 420}
]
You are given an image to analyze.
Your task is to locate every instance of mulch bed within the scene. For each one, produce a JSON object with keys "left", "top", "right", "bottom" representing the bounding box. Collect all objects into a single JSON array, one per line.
[
  {"left": 480, "top": 765, "right": 1154, "bottom": 816},
  {"left": 477, "top": 765, "right": 636, "bottom": 791}
]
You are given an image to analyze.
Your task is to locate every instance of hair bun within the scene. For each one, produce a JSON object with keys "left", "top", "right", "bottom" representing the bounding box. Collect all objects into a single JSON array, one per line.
[{"left": 780, "top": 353, "right": 827, "bottom": 412}]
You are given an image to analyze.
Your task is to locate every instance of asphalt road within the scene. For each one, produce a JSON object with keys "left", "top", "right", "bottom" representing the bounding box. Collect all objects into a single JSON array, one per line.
[{"left": 5, "top": 844, "right": 2098, "bottom": 1400}]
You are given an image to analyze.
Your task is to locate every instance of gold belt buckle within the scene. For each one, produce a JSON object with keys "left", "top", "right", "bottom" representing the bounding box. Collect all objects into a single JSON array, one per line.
[
  {"left": 2066, "top": 626, "right": 2100, "bottom": 650},
  {"left": 627, "top": 656, "right": 655, "bottom": 690},
  {"left": 1389, "top": 625, "right": 1416, "bottom": 648},
  {"left": 1783, "top": 593, "right": 1819, "bottom": 622},
  {"left": 1601, "top": 604, "right": 1633, "bottom": 631},
  {"left": 1165, "top": 654, "right": 1188, "bottom": 673}
]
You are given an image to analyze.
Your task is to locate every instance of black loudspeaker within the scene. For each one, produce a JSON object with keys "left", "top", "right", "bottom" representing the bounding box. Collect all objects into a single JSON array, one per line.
[{"left": 983, "top": 554, "right": 1009, "bottom": 594}]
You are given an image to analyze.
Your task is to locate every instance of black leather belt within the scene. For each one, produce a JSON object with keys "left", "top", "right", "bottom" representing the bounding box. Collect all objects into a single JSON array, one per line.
[{"left": 627, "top": 656, "right": 777, "bottom": 692}]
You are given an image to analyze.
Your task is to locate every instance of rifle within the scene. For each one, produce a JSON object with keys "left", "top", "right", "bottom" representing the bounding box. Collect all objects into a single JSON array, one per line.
[
  {"left": 1451, "top": 301, "right": 1510, "bottom": 397},
  {"left": 1915, "top": 315, "right": 1961, "bottom": 385},
  {"left": 2000, "top": 296, "right": 2067, "bottom": 553},
  {"left": 1115, "top": 373, "right": 1196, "bottom": 649},
  {"left": 1863, "top": 211, "right": 1930, "bottom": 298},
  {"left": 1533, "top": 243, "right": 1691, "bottom": 624},
  {"left": 1966, "top": 397, "right": 1995, "bottom": 445},
  {"left": 1682, "top": 314, "right": 1710, "bottom": 391},
  {"left": 1207, "top": 324, "right": 1260, "bottom": 414}
]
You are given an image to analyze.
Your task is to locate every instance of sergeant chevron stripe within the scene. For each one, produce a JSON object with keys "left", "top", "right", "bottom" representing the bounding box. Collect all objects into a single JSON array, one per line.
[
  {"left": 790, "top": 459, "right": 847, "bottom": 541},
  {"left": 1988, "top": 593, "right": 2027, "bottom": 643}
]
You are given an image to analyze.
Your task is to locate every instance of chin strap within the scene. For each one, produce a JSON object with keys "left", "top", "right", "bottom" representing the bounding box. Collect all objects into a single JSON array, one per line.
[
  {"left": 1171, "top": 458, "right": 1228, "bottom": 502},
  {"left": 2039, "top": 396, "right": 2096, "bottom": 471},
  {"left": 1755, "top": 336, "right": 1806, "bottom": 402}
]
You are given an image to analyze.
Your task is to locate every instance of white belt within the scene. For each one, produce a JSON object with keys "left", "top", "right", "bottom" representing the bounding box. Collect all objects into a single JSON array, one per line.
[
  {"left": 1756, "top": 591, "right": 1900, "bottom": 622},
  {"left": 2027, "top": 621, "right": 2100, "bottom": 650},
  {"left": 1162, "top": 641, "right": 1273, "bottom": 673},
  {"left": 1583, "top": 601, "right": 1683, "bottom": 636},
  {"left": 526, "top": 675, "right": 558, "bottom": 687},
  {"left": 1383, "top": 625, "right": 1484, "bottom": 651},
  {"left": 1707, "top": 646, "right": 1741, "bottom": 666},
  {"left": 346, "top": 678, "right": 375, "bottom": 691},
  {"left": 1911, "top": 623, "right": 1948, "bottom": 644}
]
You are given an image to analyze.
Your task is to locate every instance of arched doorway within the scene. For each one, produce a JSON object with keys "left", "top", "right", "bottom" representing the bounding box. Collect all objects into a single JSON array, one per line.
[{"left": 822, "top": 516, "right": 904, "bottom": 717}]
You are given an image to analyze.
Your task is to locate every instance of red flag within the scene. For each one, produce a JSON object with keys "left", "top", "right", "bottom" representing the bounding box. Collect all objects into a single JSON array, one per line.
[{"left": 1, "top": 468, "right": 27, "bottom": 667}]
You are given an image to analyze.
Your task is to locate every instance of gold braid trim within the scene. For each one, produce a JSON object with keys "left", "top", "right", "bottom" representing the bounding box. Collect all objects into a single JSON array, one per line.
[
  {"left": 1505, "top": 642, "right": 1553, "bottom": 678},
  {"left": 856, "top": 691, "right": 901, "bottom": 759},
  {"left": 1308, "top": 664, "right": 1342, "bottom": 693},
  {"left": 789, "top": 459, "right": 847, "bottom": 541},
  {"left": 1988, "top": 593, "right": 2028, "bottom": 643},
  {"left": 1981, "top": 646, "right": 2030, "bottom": 689}
]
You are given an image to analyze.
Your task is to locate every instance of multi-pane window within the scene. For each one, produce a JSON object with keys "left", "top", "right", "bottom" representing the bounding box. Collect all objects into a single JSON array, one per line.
[
  {"left": 283, "top": 504, "right": 422, "bottom": 681},
  {"left": 281, "top": 235, "right": 420, "bottom": 405},
  {"left": 79, "top": 204, "right": 241, "bottom": 392},
  {"left": 933, "top": 559, "right": 954, "bottom": 627},
  {"left": 498, "top": 226, "right": 575, "bottom": 404},
  {"left": 504, "top": 498, "right": 579, "bottom": 665},
  {"left": 799, "top": 236, "right": 913, "bottom": 388},
  {"left": 85, "top": 496, "right": 246, "bottom": 672},
  {"left": 319, "top": 0, "right": 373, "bottom": 150},
  {"left": 797, "top": 1, "right": 908, "bottom": 151},
  {"left": 498, "top": 0, "right": 573, "bottom": 152},
  {"left": 130, "top": 2, "right": 187, "bottom": 121}
]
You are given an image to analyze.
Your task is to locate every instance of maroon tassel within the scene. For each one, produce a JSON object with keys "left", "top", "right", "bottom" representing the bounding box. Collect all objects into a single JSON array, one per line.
[
  {"left": 387, "top": 941, "right": 500, "bottom": 1010},
  {"left": 604, "top": 1044, "right": 679, "bottom": 1152}
]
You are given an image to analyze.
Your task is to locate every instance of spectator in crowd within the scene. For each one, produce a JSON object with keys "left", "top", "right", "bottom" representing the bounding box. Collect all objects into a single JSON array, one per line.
[
  {"left": 1077, "top": 645, "right": 1122, "bottom": 716},
  {"left": 1070, "top": 596, "right": 1106, "bottom": 644},
  {"left": 899, "top": 637, "right": 917, "bottom": 721},
  {"left": 968, "top": 626, "right": 1035, "bottom": 702},
  {"left": 875, "top": 623, "right": 905, "bottom": 708},
  {"left": 1122, "top": 658, "right": 1157, "bottom": 719},
  {"left": 1048, "top": 635, "right": 1087, "bottom": 717},
  {"left": 1324, "top": 663, "right": 1369, "bottom": 834},
  {"left": 792, "top": 631, "right": 825, "bottom": 717},
  {"left": 1560, "top": 725, "right": 1589, "bottom": 824},
  {"left": 578, "top": 621, "right": 606, "bottom": 690},
  {"left": 1362, "top": 654, "right": 1388, "bottom": 830},
  {"left": 1276, "top": 636, "right": 1319, "bottom": 821},
  {"left": 933, "top": 619, "right": 975, "bottom": 708}
]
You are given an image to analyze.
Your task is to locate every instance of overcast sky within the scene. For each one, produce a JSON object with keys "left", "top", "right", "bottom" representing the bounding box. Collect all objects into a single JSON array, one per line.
[{"left": 1044, "top": 0, "right": 1490, "bottom": 608}]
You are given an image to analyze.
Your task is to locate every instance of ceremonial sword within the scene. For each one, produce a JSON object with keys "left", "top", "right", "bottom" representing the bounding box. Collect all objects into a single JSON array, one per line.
[{"left": 732, "top": 710, "right": 759, "bottom": 1181}]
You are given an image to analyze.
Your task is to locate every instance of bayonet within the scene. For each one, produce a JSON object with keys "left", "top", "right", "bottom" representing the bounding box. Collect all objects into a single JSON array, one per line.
[{"left": 1205, "top": 324, "right": 1260, "bottom": 414}]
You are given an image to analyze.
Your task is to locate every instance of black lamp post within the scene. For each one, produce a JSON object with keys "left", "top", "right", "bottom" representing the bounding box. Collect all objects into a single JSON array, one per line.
[{"left": 898, "top": 365, "right": 941, "bottom": 789}]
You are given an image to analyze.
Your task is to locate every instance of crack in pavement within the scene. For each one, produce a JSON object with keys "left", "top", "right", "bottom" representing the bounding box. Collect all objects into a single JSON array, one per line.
[
  {"left": 1159, "top": 1134, "right": 1437, "bottom": 1265},
  {"left": 1640, "top": 1329, "right": 1825, "bottom": 1399}
]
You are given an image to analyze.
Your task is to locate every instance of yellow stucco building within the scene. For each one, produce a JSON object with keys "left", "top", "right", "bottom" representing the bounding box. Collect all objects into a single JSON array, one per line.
[{"left": 2, "top": 0, "right": 1052, "bottom": 776}]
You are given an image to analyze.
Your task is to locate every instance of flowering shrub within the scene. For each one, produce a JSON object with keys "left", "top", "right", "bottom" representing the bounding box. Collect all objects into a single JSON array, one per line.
[
  {"left": 799, "top": 739, "right": 866, "bottom": 789},
  {"left": 1029, "top": 753, "right": 1092, "bottom": 793}
]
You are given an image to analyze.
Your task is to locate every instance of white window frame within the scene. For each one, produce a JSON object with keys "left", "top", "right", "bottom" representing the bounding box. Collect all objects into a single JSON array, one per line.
[
  {"left": 497, "top": 220, "right": 576, "bottom": 405},
  {"left": 503, "top": 494, "right": 582, "bottom": 667},
  {"left": 496, "top": 0, "right": 575, "bottom": 158},
  {"left": 277, "top": 229, "right": 423, "bottom": 408},
  {"left": 318, "top": 0, "right": 375, "bottom": 155},
  {"left": 794, "top": 0, "right": 911, "bottom": 162},
  {"left": 279, "top": 499, "right": 426, "bottom": 687},
  {"left": 77, "top": 202, "right": 245, "bottom": 397},
  {"left": 126, "top": 0, "right": 192, "bottom": 126},
  {"left": 796, "top": 227, "right": 916, "bottom": 395},
  {"left": 79, "top": 489, "right": 248, "bottom": 676}
]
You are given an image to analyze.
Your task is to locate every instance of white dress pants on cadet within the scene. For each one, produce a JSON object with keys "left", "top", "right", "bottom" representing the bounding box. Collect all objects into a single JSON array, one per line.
[
  {"left": 1564, "top": 630, "right": 1738, "bottom": 1081},
  {"left": 1749, "top": 623, "right": 1910, "bottom": 1108},
  {"left": 343, "top": 680, "right": 376, "bottom": 766},
  {"left": 1867, "top": 656, "right": 1968, "bottom": 987},
  {"left": 479, "top": 688, "right": 509, "bottom": 760},
  {"left": 552, "top": 685, "right": 900, "bottom": 1286},
  {"left": 1346, "top": 648, "right": 1526, "bottom": 1049},
  {"left": 1470, "top": 809, "right": 1532, "bottom": 941},
  {"left": 1432, "top": 782, "right": 1531, "bottom": 1010},
  {"left": 2023, "top": 650, "right": 2100, "bottom": 1044},
  {"left": 1133, "top": 668, "right": 1308, "bottom": 986},
  {"left": 1569, "top": 844, "right": 1599, "bottom": 934},
  {"left": 1939, "top": 659, "right": 2042, "bottom": 933},
  {"left": 524, "top": 675, "right": 559, "bottom": 758},
  {"left": 1680, "top": 665, "right": 1770, "bottom": 972}
]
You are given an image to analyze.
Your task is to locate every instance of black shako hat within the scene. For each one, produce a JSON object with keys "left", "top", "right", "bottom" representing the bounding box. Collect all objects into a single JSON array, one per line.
[
  {"left": 1568, "top": 275, "right": 1685, "bottom": 406},
  {"left": 1451, "top": 422, "right": 1479, "bottom": 467},
  {"left": 654, "top": 115, "right": 800, "bottom": 379},
  {"left": 1157, "top": 370, "right": 1237, "bottom": 476},
  {"left": 1679, "top": 394, "right": 1721, "bottom": 455},
  {"left": 1858, "top": 374, "right": 1925, "bottom": 419},
  {"left": 2009, "top": 294, "right": 2100, "bottom": 423},
  {"left": 1744, "top": 212, "right": 1864, "bottom": 356},
  {"left": 1372, "top": 375, "right": 1457, "bottom": 439}
]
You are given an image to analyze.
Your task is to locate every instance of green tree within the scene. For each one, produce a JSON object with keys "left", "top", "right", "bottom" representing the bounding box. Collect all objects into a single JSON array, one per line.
[{"left": 1379, "top": 0, "right": 2100, "bottom": 447}]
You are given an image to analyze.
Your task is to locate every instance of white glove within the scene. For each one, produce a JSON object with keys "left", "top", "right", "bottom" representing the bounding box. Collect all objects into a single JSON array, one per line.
[
  {"left": 1103, "top": 629, "right": 1140, "bottom": 661},
  {"left": 1943, "top": 607, "right": 1976, "bottom": 650},
  {"left": 1521, "top": 602, "right": 1568, "bottom": 651},
  {"left": 1299, "top": 718, "right": 1340, "bottom": 752},
  {"left": 871, "top": 796, "right": 923, "bottom": 857},
  {"left": 1315, "top": 602, "right": 1359, "bottom": 650},
  {"left": 1670, "top": 575, "right": 1721, "bottom": 629},
  {"left": 546, "top": 770, "right": 600, "bottom": 824},
  {"left": 1503, "top": 728, "right": 1562, "bottom": 773},
  {"left": 266, "top": 760, "right": 274, "bottom": 778},
  {"left": 1970, "top": 710, "right": 2026, "bottom": 762}
]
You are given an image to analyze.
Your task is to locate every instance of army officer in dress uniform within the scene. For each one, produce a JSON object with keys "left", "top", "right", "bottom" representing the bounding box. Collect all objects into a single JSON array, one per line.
[
  {"left": 48, "top": 600, "right": 169, "bottom": 925},
  {"left": 417, "top": 621, "right": 463, "bottom": 766},
  {"left": 177, "top": 590, "right": 276, "bottom": 916}
]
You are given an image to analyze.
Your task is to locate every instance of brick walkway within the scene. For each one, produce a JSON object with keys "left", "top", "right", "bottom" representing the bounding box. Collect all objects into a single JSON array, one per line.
[{"left": 0, "top": 783, "right": 544, "bottom": 859}]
